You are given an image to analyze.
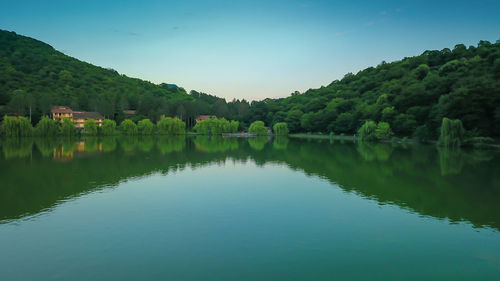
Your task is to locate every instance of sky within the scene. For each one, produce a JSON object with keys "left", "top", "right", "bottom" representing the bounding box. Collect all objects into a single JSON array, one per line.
[{"left": 1, "top": 0, "right": 499, "bottom": 101}]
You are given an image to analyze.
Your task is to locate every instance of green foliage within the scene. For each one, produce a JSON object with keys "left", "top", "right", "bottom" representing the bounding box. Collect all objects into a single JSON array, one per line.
[
  {"left": 157, "top": 115, "right": 185, "bottom": 135},
  {"left": 84, "top": 119, "right": 98, "bottom": 136},
  {"left": 248, "top": 121, "right": 267, "bottom": 135},
  {"left": 2, "top": 116, "right": 19, "bottom": 137},
  {"left": 61, "top": 117, "right": 76, "bottom": 137},
  {"left": 358, "top": 120, "right": 377, "bottom": 141},
  {"left": 2, "top": 116, "right": 33, "bottom": 137},
  {"left": 413, "top": 125, "right": 431, "bottom": 142},
  {"left": 230, "top": 120, "right": 239, "bottom": 133},
  {"left": 119, "top": 119, "right": 138, "bottom": 135},
  {"left": 34, "top": 116, "right": 58, "bottom": 137},
  {"left": 273, "top": 122, "right": 289, "bottom": 135},
  {"left": 193, "top": 117, "right": 238, "bottom": 135},
  {"left": 438, "top": 117, "right": 465, "bottom": 148},
  {"left": 0, "top": 30, "right": 191, "bottom": 125},
  {"left": 137, "top": 119, "right": 155, "bottom": 135},
  {"left": 101, "top": 119, "right": 117, "bottom": 136},
  {"left": 375, "top": 122, "right": 393, "bottom": 140},
  {"left": 2, "top": 29, "right": 499, "bottom": 139}
]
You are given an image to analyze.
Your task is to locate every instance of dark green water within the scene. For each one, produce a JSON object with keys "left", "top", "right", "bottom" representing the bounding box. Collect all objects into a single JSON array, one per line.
[{"left": 0, "top": 136, "right": 499, "bottom": 280}]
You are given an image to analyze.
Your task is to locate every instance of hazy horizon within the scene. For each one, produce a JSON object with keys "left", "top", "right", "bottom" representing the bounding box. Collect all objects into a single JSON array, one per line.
[{"left": 1, "top": 0, "right": 499, "bottom": 101}]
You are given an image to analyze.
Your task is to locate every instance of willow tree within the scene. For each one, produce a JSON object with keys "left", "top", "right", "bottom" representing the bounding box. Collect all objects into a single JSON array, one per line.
[
  {"left": 101, "top": 119, "right": 117, "bottom": 135},
  {"left": 35, "top": 116, "right": 58, "bottom": 137},
  {"left": 358, "top": 120, "right": 377, "bottom": 141},
  {"left": 119, "top": 119, "right": 138, "bottom": 135},
  {"left": 137, "top": 119, "right": 155, "bottom": 135},
  {"left": 61, "top": 117, "right": 76, "bottom": 137},
  {"left": 273, "top": 122, "right": 289, "bottom": 135},
  {"left": 2, "top": 116, "right": 20, "bottom": 137},
  {"left": 157, "top": 116, "right": 185, "bottom": 135},
  {"left": 249, "top": 121, "right": 267, "bottom": 135},
  {"left": 374, "top": 122, "right": 393, "bottom": 140},
  {"left": 84, "top": 119, "right": 98, "bottom": 136},
  {"left": 438, "top": 117, "right": 465, "bottom": 148}
]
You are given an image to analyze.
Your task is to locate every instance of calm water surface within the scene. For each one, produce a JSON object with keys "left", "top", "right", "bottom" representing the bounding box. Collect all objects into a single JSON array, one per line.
[{"left": 0, "top": 136, "right": 499, "bottom": 280}]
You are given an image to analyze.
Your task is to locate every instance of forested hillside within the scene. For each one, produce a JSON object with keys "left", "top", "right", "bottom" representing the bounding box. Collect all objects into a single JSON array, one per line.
[
  {"left": 238, "top": 40, "right": 500, "bottom": 138},
  {"left": 0, "top": 30, "right": 191, "bottom": 123},
  {"left": 1, "top": 29, "right": 499, "bottom": 138}
]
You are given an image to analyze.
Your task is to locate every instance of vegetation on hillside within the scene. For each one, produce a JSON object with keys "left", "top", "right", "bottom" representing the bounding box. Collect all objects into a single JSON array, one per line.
[{"left": 1, "top": 29, "right": 499, "bottom": 140}]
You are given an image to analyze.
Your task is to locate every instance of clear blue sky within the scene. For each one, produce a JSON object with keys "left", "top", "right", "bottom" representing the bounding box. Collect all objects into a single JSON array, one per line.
[{"left": 1, "top": 0, "right": 499, "bottom": 100}]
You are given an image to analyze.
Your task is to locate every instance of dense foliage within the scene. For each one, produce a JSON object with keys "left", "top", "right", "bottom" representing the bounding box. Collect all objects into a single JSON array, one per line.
[
  {"left": 84, "top": 119, "right": 98, "bottom": 135},
  {"left": 156, "top": 116, "right": 185, "bottom": 135},
  {"left": 137, "top": 119, "right": 155, "bottom": 135},
  {"left": 248, "top": 121, "right": 267, "bottom": 135},
  {"left": 193, "top": 40, "right": 500, "bottom": 138},
  {"left": 35, "top": 116, "right": 58, "bottom": 136},
  {"left": 101, "top": 119, "right": 117, "bottom": 135},
  {"left": 273, "top": 122, "right": 289, "bottom": 135},
  {"left": 61, "top": 117, "right": 76, "bottom": 137},
  {"left": 0, "top": 30, "right": 191, "bottom": 125},
  {"left": 1, "top": 29, "right": 499, "bottom": 139},
  {"left": 193, "top": 117, "right": 239, "bottom": 135},
  {"left": 438, "top": 118, "right": 465, "bottom": 148},
  {"left": 358, "top": 121, "right": 377, "bottom": 141},
  {"left": 2, "top": 115, "right": 32, "bottom": 137},
  {"left": 119, "top": 119, "right": 138, "bottom": 135}
]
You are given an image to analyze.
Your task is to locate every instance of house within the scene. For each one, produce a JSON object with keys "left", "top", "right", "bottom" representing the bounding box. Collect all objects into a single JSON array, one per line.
[
  {"left": 73, "top": 111, "right": 104, "bottom": 128},
  {"left": 51, "top": 106, "right": 73, "bottom": 120},
  {"left": 51, "top": 106, "right": 104, "bottom": 128},
  {"left": 123, "top": 110, "right": 136, "bottom": 115},
  {"left": 196, "top": 115, "right": 217, "bottom": 123}
]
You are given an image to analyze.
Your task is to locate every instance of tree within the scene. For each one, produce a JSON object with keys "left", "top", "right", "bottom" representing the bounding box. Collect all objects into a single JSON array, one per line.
[
  {"left": 35, "top": 116, "right": 58, "bottom": 136},
  {"left": 157, "top": 115, "right": 185, "bottom": 135},
  {"left": 273, "top": 122, "right": 289, "bottom": 135},
  {"left": 2, "top": 116, "right": 20, "bottom": 137},
  {"left": 285, "top": 109, "right": 303, "bottom": 132},
  {"left": 375, "top": 122, "right": 393, "bottom": 140},
  {"left": 138, "top": 119, "right": 155, "bottom": 135},
  {"left": 101, "top": 119, "right": 117, "bottom": 135},
  {"left": 61, "top": 117, "right": 76, "bottom": 137},
  {"left": 438, "top": 117, "right": 465, "bottom": 148},
  {"left": 230, "top": 120, "right": 239, "bottom": 133},
  {"left": 84, "top": 119, "right": 98, "bottom": 136},
  {"left": 358, "top": 120, "right": 377, "bottom": 141},
  {"left": 119, "top": 119, "right": 138, "bottom": 135},
  {"left": 249, "top": 121, "right": 267, "bottom": 135}
]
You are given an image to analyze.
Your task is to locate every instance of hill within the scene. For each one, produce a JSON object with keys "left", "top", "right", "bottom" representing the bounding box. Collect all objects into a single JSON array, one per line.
[
  {"left": 237, "top": 40, "right": 500, "bottom": 138},
  {"left": 0, "top": 29, "right": 192, "bottom": 123},
  {"left": 1, "top": 29, "right": 499, "bottom": 138}
]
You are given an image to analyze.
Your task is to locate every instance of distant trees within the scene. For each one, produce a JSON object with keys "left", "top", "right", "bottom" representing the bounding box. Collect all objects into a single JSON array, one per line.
[
  {"left": 374, "top": 122, "right": 393, "bottom": 140},
  {"left": 358, "top": 120, "right": 394, "bottom": 141},
  {"left": 101, "top": 119, "right": 117, "bottom": 135},
  {"left": 1, "top": 29, "right": 499, "bottom": 140},
  {"left": 273, "top": 122, "right": 289, "bottom": 135},
  {"left": 438, "top": 118, "right": 465, "bottom": 148},
  {"left": 61, "top": 117, "right": 76, "bottom": 137},
  {"left": 157, "top": 116, "right": 185, "bottom": 135},
  {"left": 84, "top": 119, "right": 98, "bottom": 136},
  {"left": 137, "top": 119, "right": 155, "bottom": 135},
  {"left": 358, "top": 121, "right": 377, "bottom": 141},
  {"left": 2, "top": 115, "right": 33, "bottom": 137},
  {"left": 35, "top": 116, "right": 58, "bottom": 137},
  {"left": 119, "top": 119, "right": 138, "bottom": 135},
  {"left": 249, "top": 121, "right": 267, "bottom": 135},
  {"left": 193, "top": 117, "right": 239, "bottom": 135}
]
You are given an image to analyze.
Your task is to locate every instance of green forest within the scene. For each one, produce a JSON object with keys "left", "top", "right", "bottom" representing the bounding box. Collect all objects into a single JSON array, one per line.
[{"left": 1, "top": 29, "right": 499, "bottom": 139}]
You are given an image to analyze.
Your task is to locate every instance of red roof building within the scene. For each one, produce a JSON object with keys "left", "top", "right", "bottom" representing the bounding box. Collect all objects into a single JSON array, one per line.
[{"left": 196, "top": 115, "right": 217, "bottom": 123}]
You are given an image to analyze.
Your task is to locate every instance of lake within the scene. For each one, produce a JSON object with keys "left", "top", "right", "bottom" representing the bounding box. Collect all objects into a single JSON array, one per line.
[{"left": 0, "top": 136, "right": 499, "bottom": 280}]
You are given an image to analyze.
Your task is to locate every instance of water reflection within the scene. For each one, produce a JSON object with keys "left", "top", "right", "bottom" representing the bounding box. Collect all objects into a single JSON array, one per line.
[{"left": 0, "top": 136, "right": 499, "bottom": 232}]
